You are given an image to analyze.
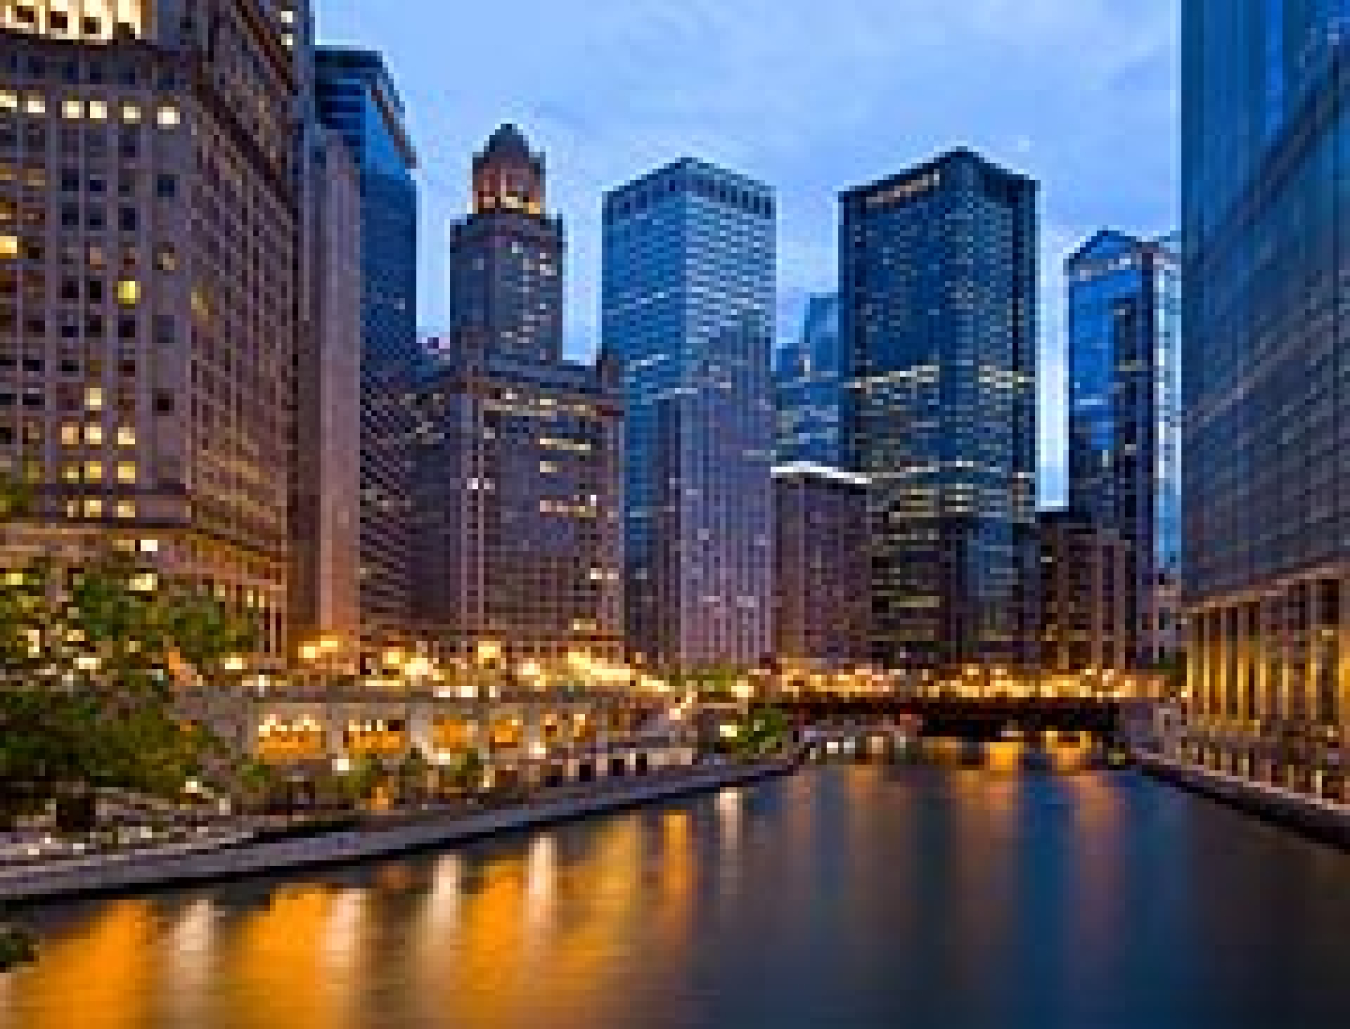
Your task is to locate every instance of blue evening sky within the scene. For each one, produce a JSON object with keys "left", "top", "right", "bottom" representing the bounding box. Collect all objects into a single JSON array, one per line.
[{"left": 317, "top": 0, "right": 1178, "bottom": 505}]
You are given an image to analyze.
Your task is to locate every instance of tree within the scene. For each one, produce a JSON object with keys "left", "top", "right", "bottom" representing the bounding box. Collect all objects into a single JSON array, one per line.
[{"left": 396, "top": 747, "right": 430, "bottom": 803}]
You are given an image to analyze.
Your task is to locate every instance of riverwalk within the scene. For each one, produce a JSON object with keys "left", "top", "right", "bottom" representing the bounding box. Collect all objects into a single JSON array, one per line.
[
  {"left": 0, "top": 758, "right": 794, "bottom": 905},
  {"left": 1139, "top": 751, "right": 1350, "bottom": 849}
]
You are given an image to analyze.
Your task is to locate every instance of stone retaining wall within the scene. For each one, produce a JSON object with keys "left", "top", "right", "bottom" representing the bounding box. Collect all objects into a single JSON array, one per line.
[{"left": 1, "top": 759, "right": 794, "bottom": 905}]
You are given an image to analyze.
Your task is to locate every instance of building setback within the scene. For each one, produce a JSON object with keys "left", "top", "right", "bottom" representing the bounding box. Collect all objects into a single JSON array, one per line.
[
  {"left": 603, "top": 158, "right": 775, "bottom": 672},
  {"left": 414, "top": 126, "right": 622, "bottom": 668},
  {"left": 775, "top": 293, "right": 845, "bottom": 466},
  {"left": 773, "top": 463, "right": 870, "bottom": 673},
  {"left": 314, "top": 46, "right": 418, "bottom": 650},
  {"left": 841, "top": 148, "right": 1038, "bottom": 672},
  {"left": 1182, "top": 1, "right": 1350, "bottom": 782},
  {"left": 449, "top": 124, "right": 563, "bottom": 365},
  {"left": 1066, "top": 230, "right": 1181, "bottom": 670}
]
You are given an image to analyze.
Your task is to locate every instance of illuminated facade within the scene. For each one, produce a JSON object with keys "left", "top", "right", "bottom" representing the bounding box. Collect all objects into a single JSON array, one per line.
[
  {"left": 1182, "top": 0, "right": 1350, "bottom": 789},
  {"left": 773, "top": 463, "right": 870, "bottom": 672},
  {"left": 0, "top": 0, "right": 304, "bottom": 665},
  {"left": 775, "top": 293, "right": 844, "bottom": 466},
  {"left": 603, "top": 158, "right": 775, "bottom": 672},
  {"left": 411, "top": 332, "right": 624, "bottom": 667},
  {"left": 315, "top": 47, "right": 419, "bottom": 648},
  {"left": 1066, "top": 230, "right": 1181, "bottom": 668},
  {"left": 842, "top": 149, "right": 1038, "bottom": 672},
  {"left": 449, "top": 124, "right": 562, "bottom": 365},
  {"left": 1038, "top": 509, "right": 1134, "bottom": 675}
]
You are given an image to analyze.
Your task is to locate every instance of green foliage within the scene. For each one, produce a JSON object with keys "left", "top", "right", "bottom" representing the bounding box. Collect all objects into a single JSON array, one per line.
[
  {"left": 734, "top": 705, "right": 791, "bottom": 758},
  {"left": 343, "top": 754, "right": 386, "bottom": 804},
  {"left": 444, "top": 747, "right": 484, "bottom": 791},
  {"left": 0, "top": 525, "right": 258, "bottom": 810},
  {"left": 0, "top": 923, "right": 37, "bottom": 971}
]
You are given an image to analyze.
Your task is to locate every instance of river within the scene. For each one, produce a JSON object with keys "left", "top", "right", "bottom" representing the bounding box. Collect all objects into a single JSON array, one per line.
[{"left": 1, "top": 764, "right": 1348, "bottom": 1029}]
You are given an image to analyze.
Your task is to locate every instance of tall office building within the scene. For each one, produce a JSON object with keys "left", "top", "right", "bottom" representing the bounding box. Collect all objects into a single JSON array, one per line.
[
  {"left": 842, "top": 149, "right": 1038, "bottom": 671},
  {"left": 1066, "top": 230, "right": 1181, "bottom": 668},
  {"left": 315, "top": 47, "right": 418, "bottom": 649},
  {"left": 1182, "top": 1, "right": 1350, "bottom": 784},
  {"left": 0, "top": 1, "right": 304, "bottom": 666},
  {"left": 416, "top": 129, "right": 621, "bottom": 666},
  {"left": 449, "top": 124, "right": 563, "bottom": 364},
  {"left": 412, "top": 333, "right": 624, "bottom": 667},
  {"left": 775, "top": 293, "right": 845, "bottom": 466},
  {"left": 603, "top": 159, "right": 775, "bottom": 672},
  {"left": 1038, "top": 509, "right": 1134, "bottom": 677},
  {"left": 773, "top": 462, "right": 870, "bottom": 673}
]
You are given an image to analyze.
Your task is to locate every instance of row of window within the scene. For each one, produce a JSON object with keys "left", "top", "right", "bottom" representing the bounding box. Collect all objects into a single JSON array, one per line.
[{"left": 0, "top": 91, "right": 178, "bottom": 127}]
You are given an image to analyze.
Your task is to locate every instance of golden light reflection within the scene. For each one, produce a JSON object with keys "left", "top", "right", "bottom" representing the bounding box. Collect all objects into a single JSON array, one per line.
[{"left": 8, "top": 901, "right": 157, "bottom": 1029}]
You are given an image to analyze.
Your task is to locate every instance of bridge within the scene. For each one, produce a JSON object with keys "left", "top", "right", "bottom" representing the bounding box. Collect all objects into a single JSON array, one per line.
[{"left": 776, "top": 696, "right": 1153, "bottom": 740}]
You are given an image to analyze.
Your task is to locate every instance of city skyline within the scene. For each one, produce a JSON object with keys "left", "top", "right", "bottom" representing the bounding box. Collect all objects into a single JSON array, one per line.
[{"left": 317, "top": 0, "right": 1178, "bottom": 504}]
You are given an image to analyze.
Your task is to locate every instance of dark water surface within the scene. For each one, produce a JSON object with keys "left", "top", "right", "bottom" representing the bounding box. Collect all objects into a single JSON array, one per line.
[{"left": 2, "top": 765, "right": 1349, "bottom": 1029}]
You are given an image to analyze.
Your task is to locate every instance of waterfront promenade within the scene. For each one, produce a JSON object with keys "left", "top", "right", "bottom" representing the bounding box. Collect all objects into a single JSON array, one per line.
[{"left": 0, "top": 758, "right": 794, "bottom": 905}]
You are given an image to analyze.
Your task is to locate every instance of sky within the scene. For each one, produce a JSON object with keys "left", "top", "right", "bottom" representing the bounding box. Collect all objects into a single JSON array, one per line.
[{"left": 317, "top": 0, "right": 1179, "bottom": 505}]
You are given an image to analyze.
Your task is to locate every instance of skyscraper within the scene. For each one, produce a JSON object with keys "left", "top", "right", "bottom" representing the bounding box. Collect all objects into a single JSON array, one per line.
[
  {"left": 0, "top": 1, "right": 302, "bottom": 667},
  {"left": 315, "top": 48, "right": 418, "bottom": 651},
  {"left": 775, "top": 293, "right": 845, "bottom": 466},
  {"left": 1066, "top": 230, "right": 1181, "bottom": 669},
  {"left": 449, "top": 124, "right": 563, "bottom": 364},
  {"left": 603, "top": 159, "right": 775, "bottom": 672},
  {"left": 841, "top": 149, "right": 1038, "bottom": 671},
  {"left": 1182, "top": 1, "right": 1350, "bottom": 784}
]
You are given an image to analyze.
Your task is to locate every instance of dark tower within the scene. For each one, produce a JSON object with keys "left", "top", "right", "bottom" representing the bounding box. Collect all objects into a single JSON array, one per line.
[{"left": 450, "top": 125, "right": 564, "bottom": 363}]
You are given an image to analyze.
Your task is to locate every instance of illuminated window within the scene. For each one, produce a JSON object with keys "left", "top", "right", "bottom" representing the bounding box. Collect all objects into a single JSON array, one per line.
[
  {"left": 0, "top": 236, "right": 18, "bottom": 260},
  {"left": 120, "top": 103, "right": 141, "bottom": 123},
  {"left": 114, "top": 501, "right": 136, "bottom": 520},
  {"left": 84, "top": 423, "right": 103, "bottom": 445},
  {"left": 23, "top": 95, "right": 45, "bottom": 116},
  {"left": 129, "top": 573, "right": 157, "bottom": 593},
  {"left": 60, "top": 462, "right": 80, "bottom": 482},
  {"left": 60, "top": 423, "right": 79, "bottom": 446},
  {"left": 138, "top": 538, "right": 159, "bottom": 554},
  {"left": 0, "top": 91, "right": 16, "bottom": 111},
  {"left": 62, "top": 98, "right": 84, "bottom": 120},
  {"left": 82, "top": 498, "right": 103, "bottom": 519},
  {"left": 85, "top": 387, "right": 104, "bottom": 411},
  {"left": 88, "top": 100, "right": 108, "bottom": 121},
  {"left": 155, "top": 105, "right": 180, "bottom": 128},
  {"left": 115, "top": 462, "right": 136, "bottom": 484},
  {"left": 116, "top": 279, "right": 139, "bottom": 305},
  {"left": 116, "top": 425, "right": 136, "bottom": 446},
  {"left": 84, "top": 461, "right": 103, "bottom": 482}
]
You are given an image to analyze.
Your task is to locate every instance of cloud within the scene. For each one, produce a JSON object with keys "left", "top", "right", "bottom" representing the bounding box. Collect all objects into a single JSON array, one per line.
[{"left": 318, "top": 0, "right": 1177, "bottom": 501}]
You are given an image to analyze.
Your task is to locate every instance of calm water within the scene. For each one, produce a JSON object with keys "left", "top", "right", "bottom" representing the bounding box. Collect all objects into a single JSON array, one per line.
[{"left": 2, "top": 765, "right": 1349, "bottom": 1029}]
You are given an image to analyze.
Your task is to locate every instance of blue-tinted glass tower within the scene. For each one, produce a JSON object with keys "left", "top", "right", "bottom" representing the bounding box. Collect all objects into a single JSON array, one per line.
[
  {"left": 315, "top": 48, "right": 419, "bottom": 643},
  {"left": 1067, "top": 230, "right": 1181, "bottom": 668},
  {"left": 1182, "top": 0, "right": 1350, "bottom": 774},
  {"left": 842, "top": 149, "right": 1038, "bottom": 672},
  {"left": 603, "top": 159, "right": 776, "bottom": 672},
  {"left": 775, "top": 294, "right": 845, "bottom": 466}
]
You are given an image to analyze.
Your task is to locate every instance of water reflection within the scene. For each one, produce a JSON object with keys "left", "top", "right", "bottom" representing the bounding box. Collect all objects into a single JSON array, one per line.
[{"left": 2, "top": 768, "right": 1350, "bottom": 1029}]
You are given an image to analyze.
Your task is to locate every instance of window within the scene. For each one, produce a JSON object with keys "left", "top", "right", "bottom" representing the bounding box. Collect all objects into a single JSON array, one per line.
[
  {"left": 23, "top": 95, "right": 45, "bottom": 116},
  {"left": 114, "top": 501, "right": 136, "bottom": 520},
  {"left": 0, "top": 235, "right": 17, "bottom": 260},
  {"left": 116, "top": 425, "right": 136, "bottom": 446},
  {"left": 154, "top": 243, "right": 176, "bottom": 272},
  {"left": 84, "top": 424, "right": 103, "bottom": 445},
  {"left": 155, "top": 104, "right": 179, "bottom": 128},
  {"left": 61, "top": 462, "right": 80, "bottom": 482},
  {"left": 120, "top": 103, "right": 141, "bottom": 123},
  {"left": 62, "top": 98, "right": 84, "bottom": 120},
  {"left": 115, "top": 461, "right": 136, "bottom": 484},
  {"left": 84, "top": 461, "right": 103, "bottom": 482},
  {"left": 88, "top": 100, "right": 107, "bottom": 121},
  {"left": 85, "top": 386, "right": 104, "bottom": 411},
  {"left": 0, "top": 91, "right": 16, "bottom": 111},
  {"left": 60, "top": 423, "right": 79, "bottom": 446},
  {"left": 116, "top": 279, "right": 139, "bottom": 305},
  {"left": 82, "top": 498, "right": 103, "bottom": 519},
  {"left": 154, "top": 173, "right": 176, "bottom": 199}
]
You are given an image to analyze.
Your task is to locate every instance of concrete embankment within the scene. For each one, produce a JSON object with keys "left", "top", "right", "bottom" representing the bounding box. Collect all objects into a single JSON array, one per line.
[
  {"left": 1139, "top": 752, "right": 1350, "bottom": 849},
  {"left": 1, "top": 759, "right": 794, "bottom": 905}
]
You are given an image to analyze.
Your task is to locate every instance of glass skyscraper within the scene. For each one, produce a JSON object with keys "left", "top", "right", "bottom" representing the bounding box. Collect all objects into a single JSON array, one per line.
[
  {"left": 315, "top": 49, "right": 419, "bottom": 644},
  {"left": 841, "top": 149, "right": 1038, "bottom": 672},
  {"left": 603, "top": 159, "right": 775, "bottom": 672},
  {"left": 1066, "top": 230, "right": 1181, "bottom": 668},
  {"left": 1182, "top": 0, "right": 1350, "bottom": 787},
  {"left": 775, "top": 293, "right": 845, "bottom": 466}
]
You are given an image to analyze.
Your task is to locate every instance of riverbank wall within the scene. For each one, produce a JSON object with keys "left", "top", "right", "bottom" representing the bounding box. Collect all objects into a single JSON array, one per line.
[
  {"left": 1139, "top": 752, "right": 1350, "bottom": 850},
  {"left": 0, "top": 759, "right": 794, "bottom": 905}
]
